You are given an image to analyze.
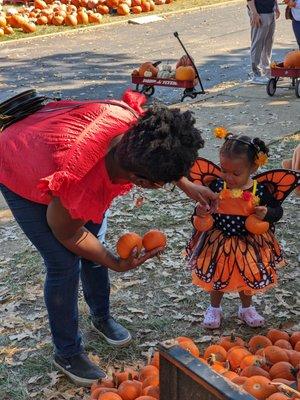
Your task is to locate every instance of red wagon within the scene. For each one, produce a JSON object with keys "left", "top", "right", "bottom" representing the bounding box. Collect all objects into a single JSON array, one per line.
[
  {"left": 267, "top": 62, "right": 300, "bottom": 98},
  {"left": 132, "top": 32, "right": 205, "bottom": 102}
]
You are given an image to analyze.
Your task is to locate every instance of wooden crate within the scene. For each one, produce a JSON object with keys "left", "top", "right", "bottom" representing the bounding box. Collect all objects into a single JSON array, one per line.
[{"left": 159, "top": 344, "right": 255, "bottom": 400}]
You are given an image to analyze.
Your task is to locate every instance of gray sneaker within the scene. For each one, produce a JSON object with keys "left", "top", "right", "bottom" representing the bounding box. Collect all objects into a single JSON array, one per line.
[{"left": 249, "top": 75, "right": 269, "bottom": 85}]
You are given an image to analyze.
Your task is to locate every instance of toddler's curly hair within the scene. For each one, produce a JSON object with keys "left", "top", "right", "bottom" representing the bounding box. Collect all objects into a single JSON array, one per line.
[{"left": 116, "top": 105, "right": 204, "bottom": 183}]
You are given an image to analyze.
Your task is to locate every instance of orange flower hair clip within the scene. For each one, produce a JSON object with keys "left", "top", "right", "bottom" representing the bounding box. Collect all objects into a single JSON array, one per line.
[
  {"left": 214, "top": 126, "right": 229, "bottom": 139},
  {"left": 255, "top": 152, "right": 268, "bottom": 167}
]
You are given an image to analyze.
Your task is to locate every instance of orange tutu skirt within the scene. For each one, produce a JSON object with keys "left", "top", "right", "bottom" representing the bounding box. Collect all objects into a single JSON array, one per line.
[{"left": 187, "top": 228, "right": 285, "bottom": 295}]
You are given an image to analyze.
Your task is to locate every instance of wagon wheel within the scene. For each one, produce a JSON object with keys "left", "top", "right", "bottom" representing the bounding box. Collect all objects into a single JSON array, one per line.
[
  {"left": 181, "top": 88, "right": 198, "bottom": 102},
  {"left": 141, "top": 85, "right": 155, "bottom": 97},
  {"left": 266, "top": 78, "right": 277, "bottom": 97},
  {"left": 295, "top": 79, "right": 300, "bottom": 98}
]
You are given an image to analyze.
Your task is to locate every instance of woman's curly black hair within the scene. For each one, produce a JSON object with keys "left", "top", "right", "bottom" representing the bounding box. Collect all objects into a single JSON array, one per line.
[
  {"left": 220, "top": 134, "right": 269, "bottom": 165},
  {"left": 116, "top": 105, "right": 204, "bottom": 183}
]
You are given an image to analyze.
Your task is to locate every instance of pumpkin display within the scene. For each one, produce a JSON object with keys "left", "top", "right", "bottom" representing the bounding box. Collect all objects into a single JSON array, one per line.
[
  {"left": 116, "top": 232, "right": 143, "bottom": 259},
  {"left": 142, "top": 229, "right": 167, "bottom": 251},
  {"left": 193, "top": 214, "right": 214, "bottom": 232},
  {"left": 283, "top": 50, "right": 300, "bottom": 68},
  {"left": 245, "top": 214, "right": 270, "bottom": 235},
  {"left": 138, "top": 62, "right": 158, "bottom": 78}
]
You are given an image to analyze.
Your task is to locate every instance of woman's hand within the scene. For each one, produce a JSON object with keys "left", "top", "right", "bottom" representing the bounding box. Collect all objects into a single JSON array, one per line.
[
  {"left": 114, "top": 246, "right": 165, "bottom": 272},
  {"left": 254, "top": 206, "right": 268, "bottom": 220},
  {"left": 177, "top": 177, "right": 218, "bottom": 212}
]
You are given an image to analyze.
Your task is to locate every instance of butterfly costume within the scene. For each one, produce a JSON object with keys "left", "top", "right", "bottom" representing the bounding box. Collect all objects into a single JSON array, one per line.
[{"left": 186, "top": 158, "right": 300, "bottom": 295}]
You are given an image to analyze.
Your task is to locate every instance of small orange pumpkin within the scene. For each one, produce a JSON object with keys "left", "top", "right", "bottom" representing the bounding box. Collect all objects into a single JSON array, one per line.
[
  {"left": 117, "top": 3, "right": 130, "bottom": 14},
  {"left": 249, "top": 335, "right": 272, "bottom": 354},
  {"left": 77, "top": 10, "right": 89, "bottom": 24},
  {"left": 139, "top": 365, "right": 159, "bottom": 382},
  {"left": 107, "top": 0, "right": 120, "bottom": 7},
  {"left": 65, "top": 14, "right": 78, "bottom": 26},
  {"left": 267, "top": 329, "right": 290, "bottom": 344},
  {"left": 97, "top": 5, "right": 110, "bottom": 14},
  {"left": 176, "top": 337, "right": 200, "bottom": 358},
  {"left": 138, "top": 62, "right": 158, "bottom": 78},
  {"left": 142, "top": 386, "right": 159, "bottom": 398},
  {"left": 141, "top": 1, "right": 151, "bottom": 11},
  {"left": 264, "top": 346, "right": 290, "bottom": 365},
  {"left": 91, "top": 388, "right": 119, "bottom": 399},
  {"left": 193, "top": 214, "right": 214, "bottom": 232},
  {"left": 36, "top": 15, "right": 48, "bottom": 25},
  {"left": 132, "top": 0, "right": 142, "bottom": 5},
  {"left": 294, "top": 341, "right": 300, "bottom": 352},
  {"left": 88, "top": 12, "right": 103, "bottom": 23},
  {"left": 204, "top": 345, "right": 227, "bottom": 362},
  {"left": 287, "top": 350, "right": 300, "bottom": 367},
  {"left": 142, "top": 229, "right": 167, "bottom": 251},
  {"left": 175, "top": 66, "right": 196, "bottom": 81},
  {"left": 269, "top": 361, "right": 298, "bottom": 380},
  {"left": 227, "top": 347, "right": 251, "bottom": 370},
  {"left": 3, "top": 25, "right": 14, "bottom": 34},
  {"left": 245, "top": 214, "right": 270, "bottom": 235},
  {"left": 218, "top": 334, "right": 245, "bottom": 351},
  {"left": 266, "top": 393, "right": 290, "bottom": 400},
  {"left": 274, "top": 339, "right": 292, "bottom": 350},
  {"left": 141, "top": 374, "right": 159, "bottom": 389},
  {"left": 117, "top": 380, "right": 142, "bottom": 400},
  {"left": 22, "top": 22, "right": 37, "bottom": 33},
  {"left": 290, "top": 332, "right": 300, "bottom": 347},
  {"left": 116, "top": 232, "right": 143, "bottom": 259},
  {"left": 240, "top": 355, "right": 265, "bottom": 370},
  {"left": 135, "top": 396, "right": 158, "bottom": 400},
  {"left": 98, "top": 393, "right": 123, "bottom": 400},
  {"left": 241, "top": 366, "right": 270, "bottom": 379},
  {"left": 242, "top": 376, "right": 276, "bottom": 400},
  {"left": 113, "top": 369, "right": 138, "bottom": 386},
  {"left": 132, "top": 5, "right": 142, "bottom": 13}
]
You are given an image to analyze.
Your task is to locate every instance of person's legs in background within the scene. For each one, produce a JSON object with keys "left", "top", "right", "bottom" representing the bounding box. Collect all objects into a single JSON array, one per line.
[
  {"left": 249, "top": 13, "right": 272, "bottom": 84},
  {"left": 260, "top": 13, "right": 275, "bottom": 76},
  {"left": 292, "top": 19, "right": 300, "bottom": 49}
]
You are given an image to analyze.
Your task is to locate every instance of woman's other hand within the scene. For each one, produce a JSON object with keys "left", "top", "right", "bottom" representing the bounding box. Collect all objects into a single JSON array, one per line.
[{"left": 115, "top": 246, "right": 165, "bottom": 272}]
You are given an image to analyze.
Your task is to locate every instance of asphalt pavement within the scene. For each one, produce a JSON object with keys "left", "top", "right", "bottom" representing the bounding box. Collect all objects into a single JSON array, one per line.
[{"left": 0, "top": 1, "right": 297, "bottom": 104}]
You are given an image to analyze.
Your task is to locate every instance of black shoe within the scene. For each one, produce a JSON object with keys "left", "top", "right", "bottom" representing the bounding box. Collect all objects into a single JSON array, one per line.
[
  {"left": 53, "top": 352, "right": 107, "bottom": 387},
  {"left": 91, "top": 316, "right": 132, "bottom": 347}
]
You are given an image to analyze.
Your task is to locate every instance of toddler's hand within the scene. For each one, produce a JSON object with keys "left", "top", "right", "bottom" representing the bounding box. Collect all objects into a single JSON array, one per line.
[
  {"left": 196, "top": 203, "right": 210, "bottom": 215},
  {"left": 254, "top": 206, "right": 268, "bottom": 220}
]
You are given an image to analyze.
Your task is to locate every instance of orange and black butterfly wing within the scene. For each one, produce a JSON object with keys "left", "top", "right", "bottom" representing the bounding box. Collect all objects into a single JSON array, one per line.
[
  {"left": 189, "top": 157, "right": 222, "bottom": 187},
  {"left": 188, "top": 231, "right": 236, "bottom": 289},
  {"left": 235, "top": 232, "right": 281, "bottom": 290},
  {"left": 254, "top": 169, "right": 300, "bottom": 203}
]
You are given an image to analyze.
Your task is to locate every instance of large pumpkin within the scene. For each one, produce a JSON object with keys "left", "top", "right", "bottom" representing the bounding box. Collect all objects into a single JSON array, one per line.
[
  {"left": 175, "top": 66, "right": 196, "bottom": 81},
  {"left": 283, "top": 50, "right": 300, "bottom": 68}
]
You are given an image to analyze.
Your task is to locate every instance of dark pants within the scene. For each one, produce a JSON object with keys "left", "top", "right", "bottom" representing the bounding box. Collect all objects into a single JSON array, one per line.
[
  {"left": 292, "top": 19, "right": 300, "bottom": 49},
  {"left": 0, "top": 184, "right": 110, "bottom": 358}
]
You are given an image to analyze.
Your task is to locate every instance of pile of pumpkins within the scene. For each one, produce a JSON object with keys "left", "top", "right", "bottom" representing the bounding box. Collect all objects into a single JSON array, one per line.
[
  {"left": 132, "top": 55, "right": 197, "bottom": 81},
  {"left": 90, "top": 329, "right": 300, "bottom": 400},
  {"left": 0, "top": 0, "right": 173, "bottom": 35}
]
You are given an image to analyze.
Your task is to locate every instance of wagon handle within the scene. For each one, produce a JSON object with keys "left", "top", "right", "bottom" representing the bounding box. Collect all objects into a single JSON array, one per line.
[{"left": 173, "top": 31, "right": 205, "bottom": 93}]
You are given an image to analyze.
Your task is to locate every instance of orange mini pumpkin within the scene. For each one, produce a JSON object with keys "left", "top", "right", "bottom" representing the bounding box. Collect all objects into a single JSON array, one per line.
[
  {"left": 22, "top": 22, "right": 37, "bottom": 33},
  {"left": 142, "top": 229, "right": 166, "bottom": 251},
  {"left": 176, "top": 337, "right": 200, "bottom": 358},
  {"left": 117, "top": 232, "right": 143, "bottom": 259},
  {"left": 264, "top": 346, "right": 289, "bottom": 365},
  {"left": 227, "top": 347, "right": 251, "bottom": 370},
  {"left": 245, "top": 214, "right": 269, "bottom": 235},
  {"left": 97, "top": 5, "right": 110, "bottom": 13},
  {"left": 204, "top": 345, "right": 227, "bottom": 362},
  {"left": 139, "top": 365, "right": 159, "bottom": 382},
  {"left": 118, "top": 380, "right": 142, "bottom": 400},
  {"left": 269, "top": 361, "right": 297, "bottom": 380},
  {"left": 65, "top": 14, "right": 78, "bottom": 26},
  {"left": 117, "top": 3, "right": 130, "bottom": 14},
  {"left": 98, "top": 393, "right": 123, "bottom": 400},
  {"left": 267, "top": 329, "right": 290, "bottom": 344},
  {"left": 132, "top": 5, "right": 142, "bottom": 13},
  {"left": 91, "top": 388, "right": 118, "bottom": 399},
  {"left": 274, "top": 339, "right": 292, "bottom": 350},
  {"left": 290, "top": 331, "right": 300, "bottom": 347},
  {"left": 193, "top": 214, "right": 214, "bottom": 232},
  {"left": 141, "top": 1, "right": 151, "bottom": 11},
  {"left": 135, "top": 396, "right": 158, "bottom": 400},
  {"left": 138, "top": 62, "right": 158, "bottom": 77},
  {"left": 249, "top": 335, "right": 272, "bottom": 353},
  {"left": 266, "top": 393, "right": 290, "bottom": 400},
  {"left": 218, "top": 334, "right": 245, "bottom": 351},
  {"left": 242, "top": 376, "right": 276, "bottom": 400},
  {"left": 175, "top": 66, "right": 196, "bottom": 81},
  {"left": 141, "top": 374, "right": 159, "bottom": 389}
]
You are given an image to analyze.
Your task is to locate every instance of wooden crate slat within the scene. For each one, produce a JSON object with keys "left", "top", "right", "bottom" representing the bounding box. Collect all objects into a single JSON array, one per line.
[{"left": 159, "top": 345, "right": 256, "bottom": 400}]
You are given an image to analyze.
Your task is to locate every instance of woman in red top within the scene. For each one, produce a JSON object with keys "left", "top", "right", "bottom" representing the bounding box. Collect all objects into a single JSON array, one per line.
[{"left": 0, "top": 90, "right": 217, "bottom": 385}]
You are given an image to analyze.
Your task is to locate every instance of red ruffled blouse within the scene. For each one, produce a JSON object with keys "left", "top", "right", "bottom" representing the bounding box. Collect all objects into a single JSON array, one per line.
[{"left": 0, "top": 90, "right": 146, "bottom": 223}]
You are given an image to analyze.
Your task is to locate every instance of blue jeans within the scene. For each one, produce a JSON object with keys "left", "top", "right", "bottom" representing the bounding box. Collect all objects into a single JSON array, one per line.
[
  {"left": 292, "top": 20, "right": 300, "bottom": 49},
  {"left": 0, "top": 184, "right": 110, "bottom": 358}
]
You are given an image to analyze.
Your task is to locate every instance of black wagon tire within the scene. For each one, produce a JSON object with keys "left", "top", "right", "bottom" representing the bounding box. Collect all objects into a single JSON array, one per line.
[
  {"left": 295, "top": 79, "right": 300, "bottom": 98},
  {"left": 141, "top": 85, "right": 155, "bottom": 96},
  {"left": 266, "top": 78, "right": 277, "bottom": 96}
]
